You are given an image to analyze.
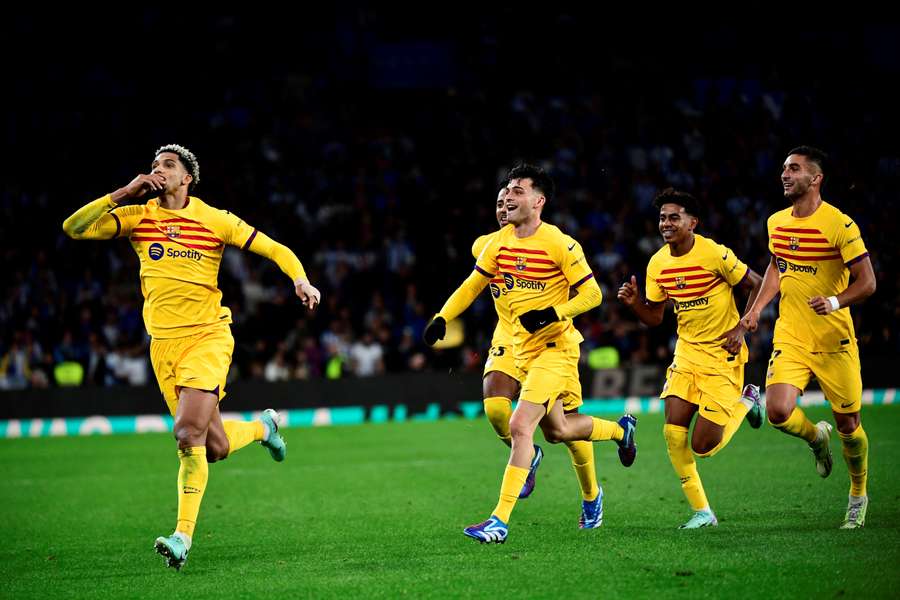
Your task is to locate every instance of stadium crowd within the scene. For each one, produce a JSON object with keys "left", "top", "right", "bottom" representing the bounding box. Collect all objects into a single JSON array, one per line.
[{"left": 2, "top": 14, "right": 897, "bottom": 389}]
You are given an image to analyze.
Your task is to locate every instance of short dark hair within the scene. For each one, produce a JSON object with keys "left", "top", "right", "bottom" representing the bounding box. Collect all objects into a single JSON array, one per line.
[
  {"left": 505, "top": 163, "right": 555, "bottom": 202},
  {"left": 788, "top": 145, "right": 828, "bottom": 174},
  {"left": 653, "top": 187, "right": 702, "bottom": 218}
]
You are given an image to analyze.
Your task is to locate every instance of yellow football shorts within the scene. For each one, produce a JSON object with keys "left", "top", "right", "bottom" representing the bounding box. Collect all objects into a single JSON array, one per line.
[
  {"left": 516, "top": 344, "right": 582, "bottom": 413},
  {"left": 661, "top": 357, "right": 744, "bottom": 427},
  {"left": 483, "top": 344, "right": 523, "bottom": 382},
  {"left": 765, "top": 342, "right": 862, "bottom": 414},
  {"left": 150, "top": 324, "right": 235, "bottom": 416}
]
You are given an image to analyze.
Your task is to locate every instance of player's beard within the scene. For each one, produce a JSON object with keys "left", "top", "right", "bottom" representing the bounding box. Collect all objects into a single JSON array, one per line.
[{"left": 784, "top": 179, "right": 808, "bottom": 201}]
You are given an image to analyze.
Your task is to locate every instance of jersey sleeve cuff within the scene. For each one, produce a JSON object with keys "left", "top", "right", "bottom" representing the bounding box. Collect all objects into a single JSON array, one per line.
[
  {"left": 845, "top": 252, "right": 869, "bottom": 267},
  {"left": 474, "top": 264, "right": 493, "bottom": 278},
  {"left": 572, "top": 272, "right": 594, "bottom": 289},
  {"left": 242, "top": 228, "right": 259, "bottom": 250},
  {"left": 111, "top": 213, "right": 121, "bottom": 238}
]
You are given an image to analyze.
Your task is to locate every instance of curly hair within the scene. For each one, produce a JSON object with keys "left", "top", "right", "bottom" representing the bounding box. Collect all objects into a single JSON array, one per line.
[
  {"left": 653, "top": 187, "right": 703, "bottom": 218},
  {"left": 155, "top": 144, "right": 200, "bottom": 190}
]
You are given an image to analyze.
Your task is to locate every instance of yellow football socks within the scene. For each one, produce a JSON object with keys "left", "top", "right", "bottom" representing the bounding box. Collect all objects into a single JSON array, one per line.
[
  {"left": 695, "top": 402, "right": 750, "bottom": 459},
  {"left": 839, "top": 425, "right": 868, "bottom": 497},
  {"left": 176, "top": 446, "right": 208, "bottom": 537},
  {"left": 590, "top": 418, "right": 624, "bottom": 442},
  {"left": 223, "top": 420, "right": 266, "bottom": 456},
  {"left": 483, "top": 397, "right": 513, "bottom": 446},
  {"left": 492, "top": 465, "right": 530, "bottom": 523},
  {"left": 565, "top": 440, "right": 599, "bottom": 501},
  {"left": 664, "top": 424, "right": 709, "bottom": 511},
  {"left": 770, "top": 406, "right": 818, "bottom": 443}
]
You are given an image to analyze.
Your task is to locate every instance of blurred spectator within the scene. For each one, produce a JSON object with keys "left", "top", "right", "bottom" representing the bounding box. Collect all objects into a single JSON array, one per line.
[{"left": 349, "top": 330, "right": 385, "bottom": 377}]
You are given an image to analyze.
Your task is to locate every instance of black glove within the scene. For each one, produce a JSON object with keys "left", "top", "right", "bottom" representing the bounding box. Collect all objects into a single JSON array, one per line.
[
  {"left": 423, "top": 316, "right": 447, "bottom": 345},
  {"left": 519, "top": 307, "right": 559, "bottom": 333}
]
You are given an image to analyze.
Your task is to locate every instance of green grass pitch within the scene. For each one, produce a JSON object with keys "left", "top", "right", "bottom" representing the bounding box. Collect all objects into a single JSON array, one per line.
[{"left": 2, "top": 405, "right": 899, "bottom": 599}]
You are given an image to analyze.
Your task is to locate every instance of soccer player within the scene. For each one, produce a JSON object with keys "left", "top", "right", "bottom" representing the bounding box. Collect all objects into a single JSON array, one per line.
[
  {"left": 617, "top": 188, "right": 764, "bottom": 529},
  {"left": 472, "top": 188, "right": 545, "bottom": 498},
  {"left": 424, "top": 164, "right": 636, "bottom": 543},
  {"left": 62, "top": 145, "right": 321, "bottom": 568},
  {"left": 473, "top": 188, "right": 602, "bottom": 523},
  {"left": 741, "top": 146, "right": 876, "bottom": 529}
]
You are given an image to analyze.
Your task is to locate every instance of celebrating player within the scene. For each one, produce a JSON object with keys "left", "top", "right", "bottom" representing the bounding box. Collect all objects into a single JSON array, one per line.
[
  {"left": 741, "top": 146, "right": 875, "bottom": 529},
  {"left": 471, "top": 187, "right": 604, "bottom": 524},
  {"left": 424, "top": 164, "right": 636, "bottom": 543},
  {"left": 617, "top": 188, "right": 763, "bottom": 529},
  {"left": 62, "top": 145, "right": 321, "bottom": 569}
]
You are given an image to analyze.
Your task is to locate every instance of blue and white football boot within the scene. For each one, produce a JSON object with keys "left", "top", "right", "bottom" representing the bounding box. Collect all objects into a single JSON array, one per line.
[
  {"left": 578, "top": 486, "right": 604, "bottom": 529},
  {"left": 463, "top": 515, "right": 508, "bottom": 544},
  {"left": 519, "top": 445, "right": 544, "bottom": 499}
]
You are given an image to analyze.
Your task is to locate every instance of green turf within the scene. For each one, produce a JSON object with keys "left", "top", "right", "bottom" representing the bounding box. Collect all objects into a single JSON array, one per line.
[{"left": 1, "top": 406, "right": 899, "bottom": 599}]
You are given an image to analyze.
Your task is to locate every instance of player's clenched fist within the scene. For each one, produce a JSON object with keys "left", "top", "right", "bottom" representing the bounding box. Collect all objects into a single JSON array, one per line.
[
  {"left": 423, "top": 316, "right": 446, "bottom": 345},
  {"left": 740, "top": 310, "right": 760, "bottom": 332},
  {"left": 295, "top": 280, "right": 321, "bottom": 310},
  {"left": 808, "top": 295, "right": 837, "bottom": 316}
]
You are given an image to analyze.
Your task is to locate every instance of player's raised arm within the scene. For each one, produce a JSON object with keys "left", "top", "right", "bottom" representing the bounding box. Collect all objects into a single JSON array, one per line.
[
  {"left": 423, "top": 267, "right": 492, "bottom": 345},
  {"left": 62, "top": 173, "right": 165, "bottom": 240},
  {"left": 617, "top": 275, "right": 665, "bottom": 327}
]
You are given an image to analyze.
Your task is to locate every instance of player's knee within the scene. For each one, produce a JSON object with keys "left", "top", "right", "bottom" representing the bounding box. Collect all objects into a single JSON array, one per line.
[
  {"left": 483, "top": 372, "right": 518, "bottom": 400},
  {"left": 173, "top": 420, "right": 206, "bottom": 447},
  {"left": 766, "top": 404, "right": 792, "bottom": 425},
  {"left": 508, "top": 417, "right": 533, "bottom": 442},
  {"left": 692, "top": 440, "right": 718, "bottom": 457},
  {"left": 205, "top": 442, "right": 229, "bottom": 463},
  {"left": 835, "top": 413, "right": 860, "bottom": 435}
]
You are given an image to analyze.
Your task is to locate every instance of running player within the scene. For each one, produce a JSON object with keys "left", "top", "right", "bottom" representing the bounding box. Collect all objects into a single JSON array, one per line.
[
  {"left": 424, "top": 164, "right": 636, "bottom": 543},
  {"left": 473, "top": 187, "right": 602, "bottom": 522},
  {"left": 62, "top": 144, "right": 321, "bottom": 568},
  {"left": 741, "top": 146, "right": 876, "bottom": 529},
  {"left": 617, "top": 188, "right": 764, "bottom": 529}
]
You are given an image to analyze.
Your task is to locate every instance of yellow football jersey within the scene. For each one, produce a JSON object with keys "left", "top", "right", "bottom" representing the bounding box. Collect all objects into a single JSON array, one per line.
[
  {"left": 472, "top": 232, "right": 513, "bottom": 348},
  {"left": 65, "top": 194, "right": 306, "bottom": 340},
  {"left": 475, "top": 222, "right": 594, "bottom": 359},
  {"left": 767, "top": 201, "right": 868, "bottom": 352},
  {"left": 646, "top": 234, "right": 749, "bottom": 367}
]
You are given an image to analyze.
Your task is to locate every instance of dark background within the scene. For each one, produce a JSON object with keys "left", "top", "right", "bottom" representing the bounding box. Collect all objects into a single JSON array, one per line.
[{"left": 2, "top": 10, "right": 898, "bottom": 392}]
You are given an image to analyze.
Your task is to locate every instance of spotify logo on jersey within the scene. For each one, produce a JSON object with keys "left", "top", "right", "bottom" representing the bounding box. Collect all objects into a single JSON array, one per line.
[
  {"left": 776, "top": 257, "right": 788, "bottom": 273},
  {"left": 148, "top": 243, "right": 165, "bottom": 261}
]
